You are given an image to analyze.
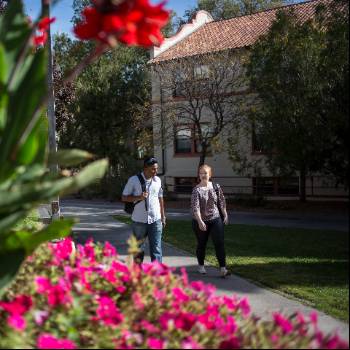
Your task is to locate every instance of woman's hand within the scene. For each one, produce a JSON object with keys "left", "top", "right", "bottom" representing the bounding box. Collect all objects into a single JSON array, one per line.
[
  {"left": 223, "top": 214, "right": 229, "bottom": 225},
  {"left": 199, "top": 220, "right": 207, "bottom": 231}
]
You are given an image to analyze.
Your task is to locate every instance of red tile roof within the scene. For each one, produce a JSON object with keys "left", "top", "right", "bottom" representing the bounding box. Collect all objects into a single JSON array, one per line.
[{"left": 150, "top": 0, "right": 335, "bottom": 63}]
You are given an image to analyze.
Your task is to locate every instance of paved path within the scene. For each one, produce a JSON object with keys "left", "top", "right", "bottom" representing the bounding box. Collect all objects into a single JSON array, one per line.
[
  {"left": 60, "top": 199, "right": 349, "bottom": 340},
  {"left": 63, "top": 199, "right": 348, "bottom": 231}
]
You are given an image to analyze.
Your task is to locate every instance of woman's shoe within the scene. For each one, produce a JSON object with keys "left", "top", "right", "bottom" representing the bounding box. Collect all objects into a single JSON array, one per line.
[
  {"left": 220, "top": 267, "right": 231, "bottom": 278},
  {"left": 198, "top": 265, "right": 207, "bottom": 274}
]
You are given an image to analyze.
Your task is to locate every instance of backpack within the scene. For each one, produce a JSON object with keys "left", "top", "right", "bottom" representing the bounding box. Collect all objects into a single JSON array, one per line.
[
  {"left": 213, "top": 182, "right": 225, "bottom": 221},
  {"left": 124, "top": 173, "right": 147, "bottom": 214}
]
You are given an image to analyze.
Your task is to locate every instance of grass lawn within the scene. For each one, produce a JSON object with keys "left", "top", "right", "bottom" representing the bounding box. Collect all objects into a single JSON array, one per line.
[{"left": 114, "top": 215, "right": 349, "bottom": 322}]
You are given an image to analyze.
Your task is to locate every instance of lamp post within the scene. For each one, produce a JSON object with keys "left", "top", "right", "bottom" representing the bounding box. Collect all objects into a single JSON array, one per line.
[{"left": 42, "top": 0, "right": 60, "bottom": 220}]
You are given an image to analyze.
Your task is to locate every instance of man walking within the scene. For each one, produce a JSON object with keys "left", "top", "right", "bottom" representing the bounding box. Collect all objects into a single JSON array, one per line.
[{"left": 122, "top": 157, "right": 166, "bottom": 263}]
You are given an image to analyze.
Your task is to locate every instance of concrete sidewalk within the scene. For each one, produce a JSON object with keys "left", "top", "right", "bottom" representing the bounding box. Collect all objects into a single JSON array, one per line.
[
  {"left": 62, "top": 199, "right": 349, "bottom": 231},
  {"left": 60, "top": 200, "right": 349, "bottom": 341}
]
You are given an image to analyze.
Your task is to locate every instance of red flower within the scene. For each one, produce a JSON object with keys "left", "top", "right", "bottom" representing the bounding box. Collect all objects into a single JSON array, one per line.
[
  {"left": 33, "top": 16, "right": 56, "bottom": 47},
  {"left": 33, "top": 32, "right": 48, "bottom": 47},
  {"left": 38, "top": 17, "right": 56, "bottom": 31},
  {"left": 73, "top": 0, "right": 169, "bottom": 48}
]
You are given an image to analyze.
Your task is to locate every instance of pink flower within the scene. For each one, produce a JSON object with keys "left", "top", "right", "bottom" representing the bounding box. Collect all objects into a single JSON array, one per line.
[
  {"left": 296, "top": 312, "right": 305, "bottom": 325},
  {"left": 310, "top": 311, "right": 318, "bottom": 327},
  {"left": 238, "top": 297, "right": 251, "bottom": 317},
  {"left": 153, "top": 288, "right": 166, "bottom": 302},
  {"left": 219, "top": 336, "right": 240, "bottom": 349},
  {"left": 222, "top": 296, "right": 238, "bottom": 311},
  {"left": 147, "top": 338, "right": 165, "bottom": 349},
  {"left": 273, "top": 312, "right": 294, "bottom": 334},
  {"left": 270, "top": 334, "right": 280, "bottom": 343},
  {"left": 111, "top": 261, "right": 130, "bottom": 282},
  {"left": 36, "top": 277, "right": 71, "bottom": 307},
  {"left": 94, "top": 296, "right": 124, "bottom": 327},
  {"left": 180, "top": 267, "right": 189, "bottom": 286},
  {"left": 172, "top": 287, "right": 190, "bottom": 303},
  {"left": 132, "top": 292, "right": 145, "bottom": 311},
  {"left": 47, "top": 279, "right": 72, "bottom": 307},
  {"left": 159, "top": 312, "right": 173, "bottom": 330},
  {"left": 37, "top": 334, "right": 77, "bottom": 349},
  {"left": 0, "top": 295, "right": 32, "bottom": 316},
  {"left": 223, "top": 316, "right": 238, "bottom": 334},
  {"left": 35, "top": 276, "right": 51, "bottom": 293},
  {"left": 49, "top": 238, "right": 73, "bottom": 264},
  {"left": 81, "top": 239, "right": 96, "bottom": 263},
  {"left": 103, "top": 241, "right": 117, "bottom": 257},
  {"left": 325, "top": 334, "right": 349, "bottom": 349},
  {"left": 116, "top": 285, "right": 127, "bottom": 294},
  {"left": 174, "top": 312, "right": 197, "bottom": 331},
  {"left": 34, "top": 310, "right": 49, "bottom": 326},
  {"left": 142, "top": 262, "right": 173, "bottom": 276},
  {"left": 8, "top": 315, "right": 26, "bottom": 331},
  {"left": 139, "top": 320, "right": 159, "bottom": 334},
  {"left": 190, "top": 281, "right": 216, "bottom": 297},
  {"left": 182, "top": 337, "right": 203, "bottom": 349}
]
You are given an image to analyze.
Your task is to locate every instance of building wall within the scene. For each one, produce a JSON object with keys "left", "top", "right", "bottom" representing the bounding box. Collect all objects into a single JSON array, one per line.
[{"left": 151, "top": 58, "right": 348, "bottom": 199}]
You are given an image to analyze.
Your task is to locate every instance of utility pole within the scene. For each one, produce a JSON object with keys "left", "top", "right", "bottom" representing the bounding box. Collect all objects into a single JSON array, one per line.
[{"left": 42, "top": 0, "right": 60, "bottom": 220}]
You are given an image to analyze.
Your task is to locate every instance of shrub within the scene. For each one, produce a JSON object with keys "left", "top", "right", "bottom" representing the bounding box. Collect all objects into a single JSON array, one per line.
[{"left": 0, "top": 238, "right": 348, "bottom": 349}]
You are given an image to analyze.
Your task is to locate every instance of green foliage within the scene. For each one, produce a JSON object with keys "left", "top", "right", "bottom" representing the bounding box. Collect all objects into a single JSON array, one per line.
[
  {"left": 54, "top": 33, "right": 151, "bottom": 199},
  {"left": 242, "top": 2, "right": 349, "bottom": 200},
  {"left": 0, "top": 0, "right": 108, "bottom": 292}
]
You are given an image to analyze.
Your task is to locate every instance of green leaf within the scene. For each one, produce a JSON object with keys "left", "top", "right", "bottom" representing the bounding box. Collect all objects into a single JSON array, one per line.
[
  {"left": 17, "top": 116, "right": 48, "bottom": 165},
  {"left": 0, "top": 90, "right": 8, "bottom": 132},
  {"left": 0, "top": 210, "right": 28, "bottom": 234},
  {"left": 0, "top": 0, "right": 32, "bottom": 83},
  {"left": 0, "top": 42, "right": 6, "bottom": 84},
  {"left": 0, "top": 48, "right": 47, "bottom": 177},
  {"left": 5, "top": 219, "right": 75, "bottom": 253},
  {"left": 60, "top": 159, "right": 109, "bottom": 195},
  {"left": 0, "top": 159, "right": 108, "bottom": 214},
  {"left": 15, "top": 219, "right": 75, "bottom": 254},
  {"left": 49, "top": 149, "right": 94, "bottom": 167}
]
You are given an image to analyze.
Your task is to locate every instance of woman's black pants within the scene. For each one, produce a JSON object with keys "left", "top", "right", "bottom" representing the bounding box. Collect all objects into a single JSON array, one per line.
[{"left": 192, "top": 217, "right": 226, "bottom": 268}]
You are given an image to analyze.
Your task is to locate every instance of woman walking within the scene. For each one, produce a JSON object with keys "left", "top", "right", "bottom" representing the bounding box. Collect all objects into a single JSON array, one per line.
[{"left": 191, "top": 164, "right": 230, "bottom": 278}]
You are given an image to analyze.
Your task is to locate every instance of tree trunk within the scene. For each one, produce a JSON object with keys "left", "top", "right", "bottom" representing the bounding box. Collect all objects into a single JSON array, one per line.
[
  {"left": 198, "top": 145, "right": 207, "bottom": 167},
  {"left": 299, "top": 165, "right": 307, "bottom": 202}
]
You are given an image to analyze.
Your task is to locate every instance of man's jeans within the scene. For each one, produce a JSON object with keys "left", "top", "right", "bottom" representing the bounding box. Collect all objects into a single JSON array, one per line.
[{"left": 131, "top": 220, "right": 163, "bottom": 263}]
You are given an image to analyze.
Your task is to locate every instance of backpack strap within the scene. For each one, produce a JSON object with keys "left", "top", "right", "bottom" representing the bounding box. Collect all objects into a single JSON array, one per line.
[
  {"left": 137, "top": 173, "right": 148, "bottom": 211},
  {"left": 213, "top": 182, "right": 224, "bottom": 219}
]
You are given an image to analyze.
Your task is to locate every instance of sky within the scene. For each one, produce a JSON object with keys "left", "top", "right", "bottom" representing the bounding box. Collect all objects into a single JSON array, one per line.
[{"left": 24, "top": 0, "right": 197, "bottom": 38}]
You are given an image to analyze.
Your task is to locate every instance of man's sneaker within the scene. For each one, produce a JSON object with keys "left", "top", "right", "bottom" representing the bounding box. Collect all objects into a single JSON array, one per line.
[
  {"left": 198, "top": 265, "right": 207, "bottom": 274},
  {"left": 220, "top": 267, "right": 231, "bottom": 278}
]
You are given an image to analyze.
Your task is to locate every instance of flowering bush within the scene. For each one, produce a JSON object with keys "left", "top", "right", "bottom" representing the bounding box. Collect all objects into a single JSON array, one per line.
[{"left": 0, "top": 238, "right": 348, "bottom": 349}]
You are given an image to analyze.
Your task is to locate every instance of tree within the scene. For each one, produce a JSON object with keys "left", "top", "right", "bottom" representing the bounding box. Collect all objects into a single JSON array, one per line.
[
  {"left": 176, "top": 0, "right": 283, "bottom": 27},
  {"left": 152, "top": 51, "right": 247, "bottom": 168},
  {"left": 243, "top": 2, "right": 348, "bottom": 201},
  {"left": 316, "top": 0, "right": 349, "bottom": 185},
  {"left": 54, "top": 34, "right": 152, "bottom": 198}
]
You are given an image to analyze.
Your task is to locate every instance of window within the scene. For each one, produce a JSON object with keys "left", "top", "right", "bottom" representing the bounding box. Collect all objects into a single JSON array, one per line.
[
  {"left": 175, "top": 127, "right": 192, "bottom": 153},
  {"left": 174, "top": 124, "right": 212, "bottom": 155},
  {"left": 173, "top": 69, "right": 186, "bottom": 97},
  {"left": 194, "top": 65, "right": 210, "bottom": 79}
]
